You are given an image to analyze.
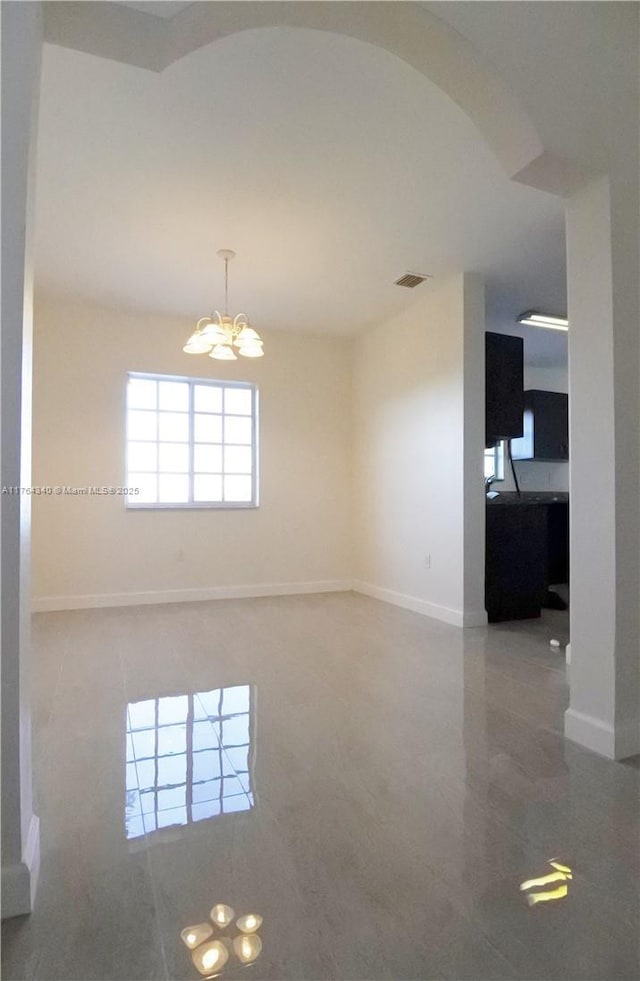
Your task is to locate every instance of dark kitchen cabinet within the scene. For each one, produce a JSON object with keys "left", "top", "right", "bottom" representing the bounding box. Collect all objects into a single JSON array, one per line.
[
  {"left": 485, "top": 332, "right": 524, "bottom": 446},
  {"left": 485, "top": 503, "right": 547, "bottom": 621},
  {"left": 511, "top": 390, "right": 569, "bottom": 461},
  {"left": 485, "top": 495, "right": 569, "bottom": 621},
  {"left": 547, "top": 500, "right": 569, "bottom": 585}
]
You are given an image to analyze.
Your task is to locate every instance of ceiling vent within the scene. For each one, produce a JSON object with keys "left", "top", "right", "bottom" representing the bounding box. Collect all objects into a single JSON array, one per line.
[{"left": 394, "top": 272, "right": 430, "bottom": 289}]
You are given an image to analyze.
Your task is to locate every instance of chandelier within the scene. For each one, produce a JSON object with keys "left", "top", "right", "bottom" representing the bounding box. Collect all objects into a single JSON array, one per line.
[{"left": 183, "top": 250, "right": 264, "bottom": 360}]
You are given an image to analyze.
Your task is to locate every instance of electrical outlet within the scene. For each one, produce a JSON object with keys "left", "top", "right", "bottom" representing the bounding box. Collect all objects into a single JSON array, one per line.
[
  {"left": 176, "top": 548, "right": 184, "bottom": 562},
  {"left": 425, "top": 554, "right": 431, "bottom": 569}
]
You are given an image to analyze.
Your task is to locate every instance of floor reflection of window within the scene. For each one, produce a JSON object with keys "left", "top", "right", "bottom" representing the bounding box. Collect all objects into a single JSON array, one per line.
[{"left": 125, "top": 685, "right": 254, "bottom": 840}]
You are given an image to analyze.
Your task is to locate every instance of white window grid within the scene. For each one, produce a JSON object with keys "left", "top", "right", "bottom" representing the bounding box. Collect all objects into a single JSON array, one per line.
[
  {"left": 125, "top": 685, "right": 255, "bottom": 840},
  {"left": 125, "top": 372, "right": 258, "bottom": 509}
]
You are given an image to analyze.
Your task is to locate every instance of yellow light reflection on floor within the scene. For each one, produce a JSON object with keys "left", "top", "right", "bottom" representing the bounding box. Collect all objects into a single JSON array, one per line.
[
  {"left": 180, "top": 903, "right": 263, "bottom": 977},
  {"left": 525, "top": 883, "right": 568, "bottom": 907},
  {"left": 520, "top": 859, "right": 572, "bottom": 907},
  {"left": 549, "top": 860, "right": 572, "bottom": 874}
]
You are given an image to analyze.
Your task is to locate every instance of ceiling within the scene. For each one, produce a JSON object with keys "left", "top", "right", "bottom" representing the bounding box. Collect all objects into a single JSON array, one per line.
[
  {"left": 35, "top": 23, "right": 567, "bottom": 365},
  {"left": 115, "top": 1, "right": 194, "bottom": 18}
]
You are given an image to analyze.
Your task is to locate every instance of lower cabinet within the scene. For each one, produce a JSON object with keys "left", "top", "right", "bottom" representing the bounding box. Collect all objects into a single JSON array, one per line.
[
  {"left": 547, "top": 501, "right": 570, "bottom": 585},
  {"left": 485, "top": 499, "right": 569, "bottom": 622},
  {"left": 485, "top": 504, "right": 548, "bottom": 622}
]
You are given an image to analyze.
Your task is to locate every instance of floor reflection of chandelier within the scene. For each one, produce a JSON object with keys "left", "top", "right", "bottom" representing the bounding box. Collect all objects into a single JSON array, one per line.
[{"left": 181, "top": 903, "right": 263, "bottom": 976}]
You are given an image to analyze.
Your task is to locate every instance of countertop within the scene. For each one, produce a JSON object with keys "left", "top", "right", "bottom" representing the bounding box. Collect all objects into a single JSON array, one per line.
[{"left": 486, "top": 491, "right": 569, "bottom": 506}]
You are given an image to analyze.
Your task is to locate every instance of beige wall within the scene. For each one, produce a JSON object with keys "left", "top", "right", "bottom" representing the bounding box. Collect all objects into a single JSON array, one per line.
[
  {"left": 32, "top": 283, "right": 488, "bottom": 627},
  {"left": 352, "top": 274, "right": 486, "bottom": 627},
  {"left": 32, "top": 294, "right": 353, "bottom": 606}
]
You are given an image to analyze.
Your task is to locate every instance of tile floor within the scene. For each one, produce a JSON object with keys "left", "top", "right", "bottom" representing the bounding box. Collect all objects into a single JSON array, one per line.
[{"left": 2, "top": 592, "right": 638, "bottom": 980}]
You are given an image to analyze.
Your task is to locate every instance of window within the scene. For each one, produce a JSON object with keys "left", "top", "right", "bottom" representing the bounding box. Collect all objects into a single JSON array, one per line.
[
  {"left": 125, "top": 685, "right": 255, "bottom": 840},
  {"left": 484, "top": 441, "right": 505, "bottom": 481},
  {"left": 126, "top": 373, "right": 258, "bottom": 508}
]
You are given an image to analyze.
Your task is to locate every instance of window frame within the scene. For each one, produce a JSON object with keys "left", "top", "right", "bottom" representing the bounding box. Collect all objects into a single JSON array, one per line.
[
  {"left": 484, "top": 440, "right": 505, "bottom": 482},
  {"left": 125, "top": 371, "right": 259, "bottom": 510}
]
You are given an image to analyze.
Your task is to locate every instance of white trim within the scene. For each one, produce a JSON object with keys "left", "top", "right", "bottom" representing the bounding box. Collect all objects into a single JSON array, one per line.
[
  {"left": 1, "top": 815, "right": 40, "bottom": 920},
  {"left": 32, "top": 580, "right": 351, "bottom": 612},
  {"left": 565, "top": 708, "right": 615, "bottom": 758},
  {"left": 32, "top": 581, "right": 489, "bottom": 628},
  {"left": 125, "top": 373, "right": 259, "bottom": 510},
  {"left": 24, "top": 814, "right": 40, "bottom": 908},
  {"left": 351, "top": 580, "right": 485, "bottom": 628},
  {"left": 565, "top": 708, "right": 640, "bottom": 760}
]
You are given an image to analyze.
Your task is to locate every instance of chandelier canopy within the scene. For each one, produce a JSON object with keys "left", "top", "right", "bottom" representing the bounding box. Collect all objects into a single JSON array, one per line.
[{"left": 183, "top": 250, "right": 264, "bottom": 360}]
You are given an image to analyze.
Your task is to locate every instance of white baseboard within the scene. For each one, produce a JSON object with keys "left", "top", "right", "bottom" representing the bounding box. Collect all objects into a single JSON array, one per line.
[
  {"left": 32, "top": 580, "right": 351, "bottom": 613},
  {"left": 34, "top": 579, "right": 488, "bottom": 628},
  {"left": 351, "top": 580, "right": 486, "bottom": 628},
  {"left": 1, "top": 814, "right": 40, "bottom": 920},
  {"left": 565, "top": 708, "right": 640, "bottom": 760},
  {"left": 565, "top": 708, "right": 615, "bottom": 758}
]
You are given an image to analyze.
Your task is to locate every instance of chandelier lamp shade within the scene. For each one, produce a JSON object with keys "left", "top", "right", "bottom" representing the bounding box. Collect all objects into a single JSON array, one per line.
[{"left": 183, "top": 250, "right": 264, "bottom": 360}]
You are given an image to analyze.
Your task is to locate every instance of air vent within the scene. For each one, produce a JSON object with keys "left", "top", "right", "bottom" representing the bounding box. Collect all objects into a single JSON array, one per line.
[{"left": 394, "top": 272, "right": 430, "bottom": 289}]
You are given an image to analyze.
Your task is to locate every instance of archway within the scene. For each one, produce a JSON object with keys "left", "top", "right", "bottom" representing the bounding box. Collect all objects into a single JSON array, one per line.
[{"left": 43, "top": 0, "right": 593, "bottom": 192}]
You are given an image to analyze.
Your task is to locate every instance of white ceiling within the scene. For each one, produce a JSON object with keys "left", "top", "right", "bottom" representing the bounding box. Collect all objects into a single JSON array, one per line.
[
  {"left": 115, "top": 1, "right": 194, "bottom": 19},
  {"left": 35, "top": 25, "right": 567, "bottom": 365}
]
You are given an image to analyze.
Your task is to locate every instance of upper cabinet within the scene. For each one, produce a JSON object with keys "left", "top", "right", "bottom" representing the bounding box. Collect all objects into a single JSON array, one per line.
[
  {"left": 485, "top": 332, "right": 524, "bottom": 446},
  {"left": 511, "top": 390, "right": 569, "bottom": 461}
]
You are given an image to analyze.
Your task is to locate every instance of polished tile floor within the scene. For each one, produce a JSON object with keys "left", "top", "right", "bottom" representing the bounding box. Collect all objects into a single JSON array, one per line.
[{"left": 3, "top": 593, "right": 639, "bottom": 980}]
